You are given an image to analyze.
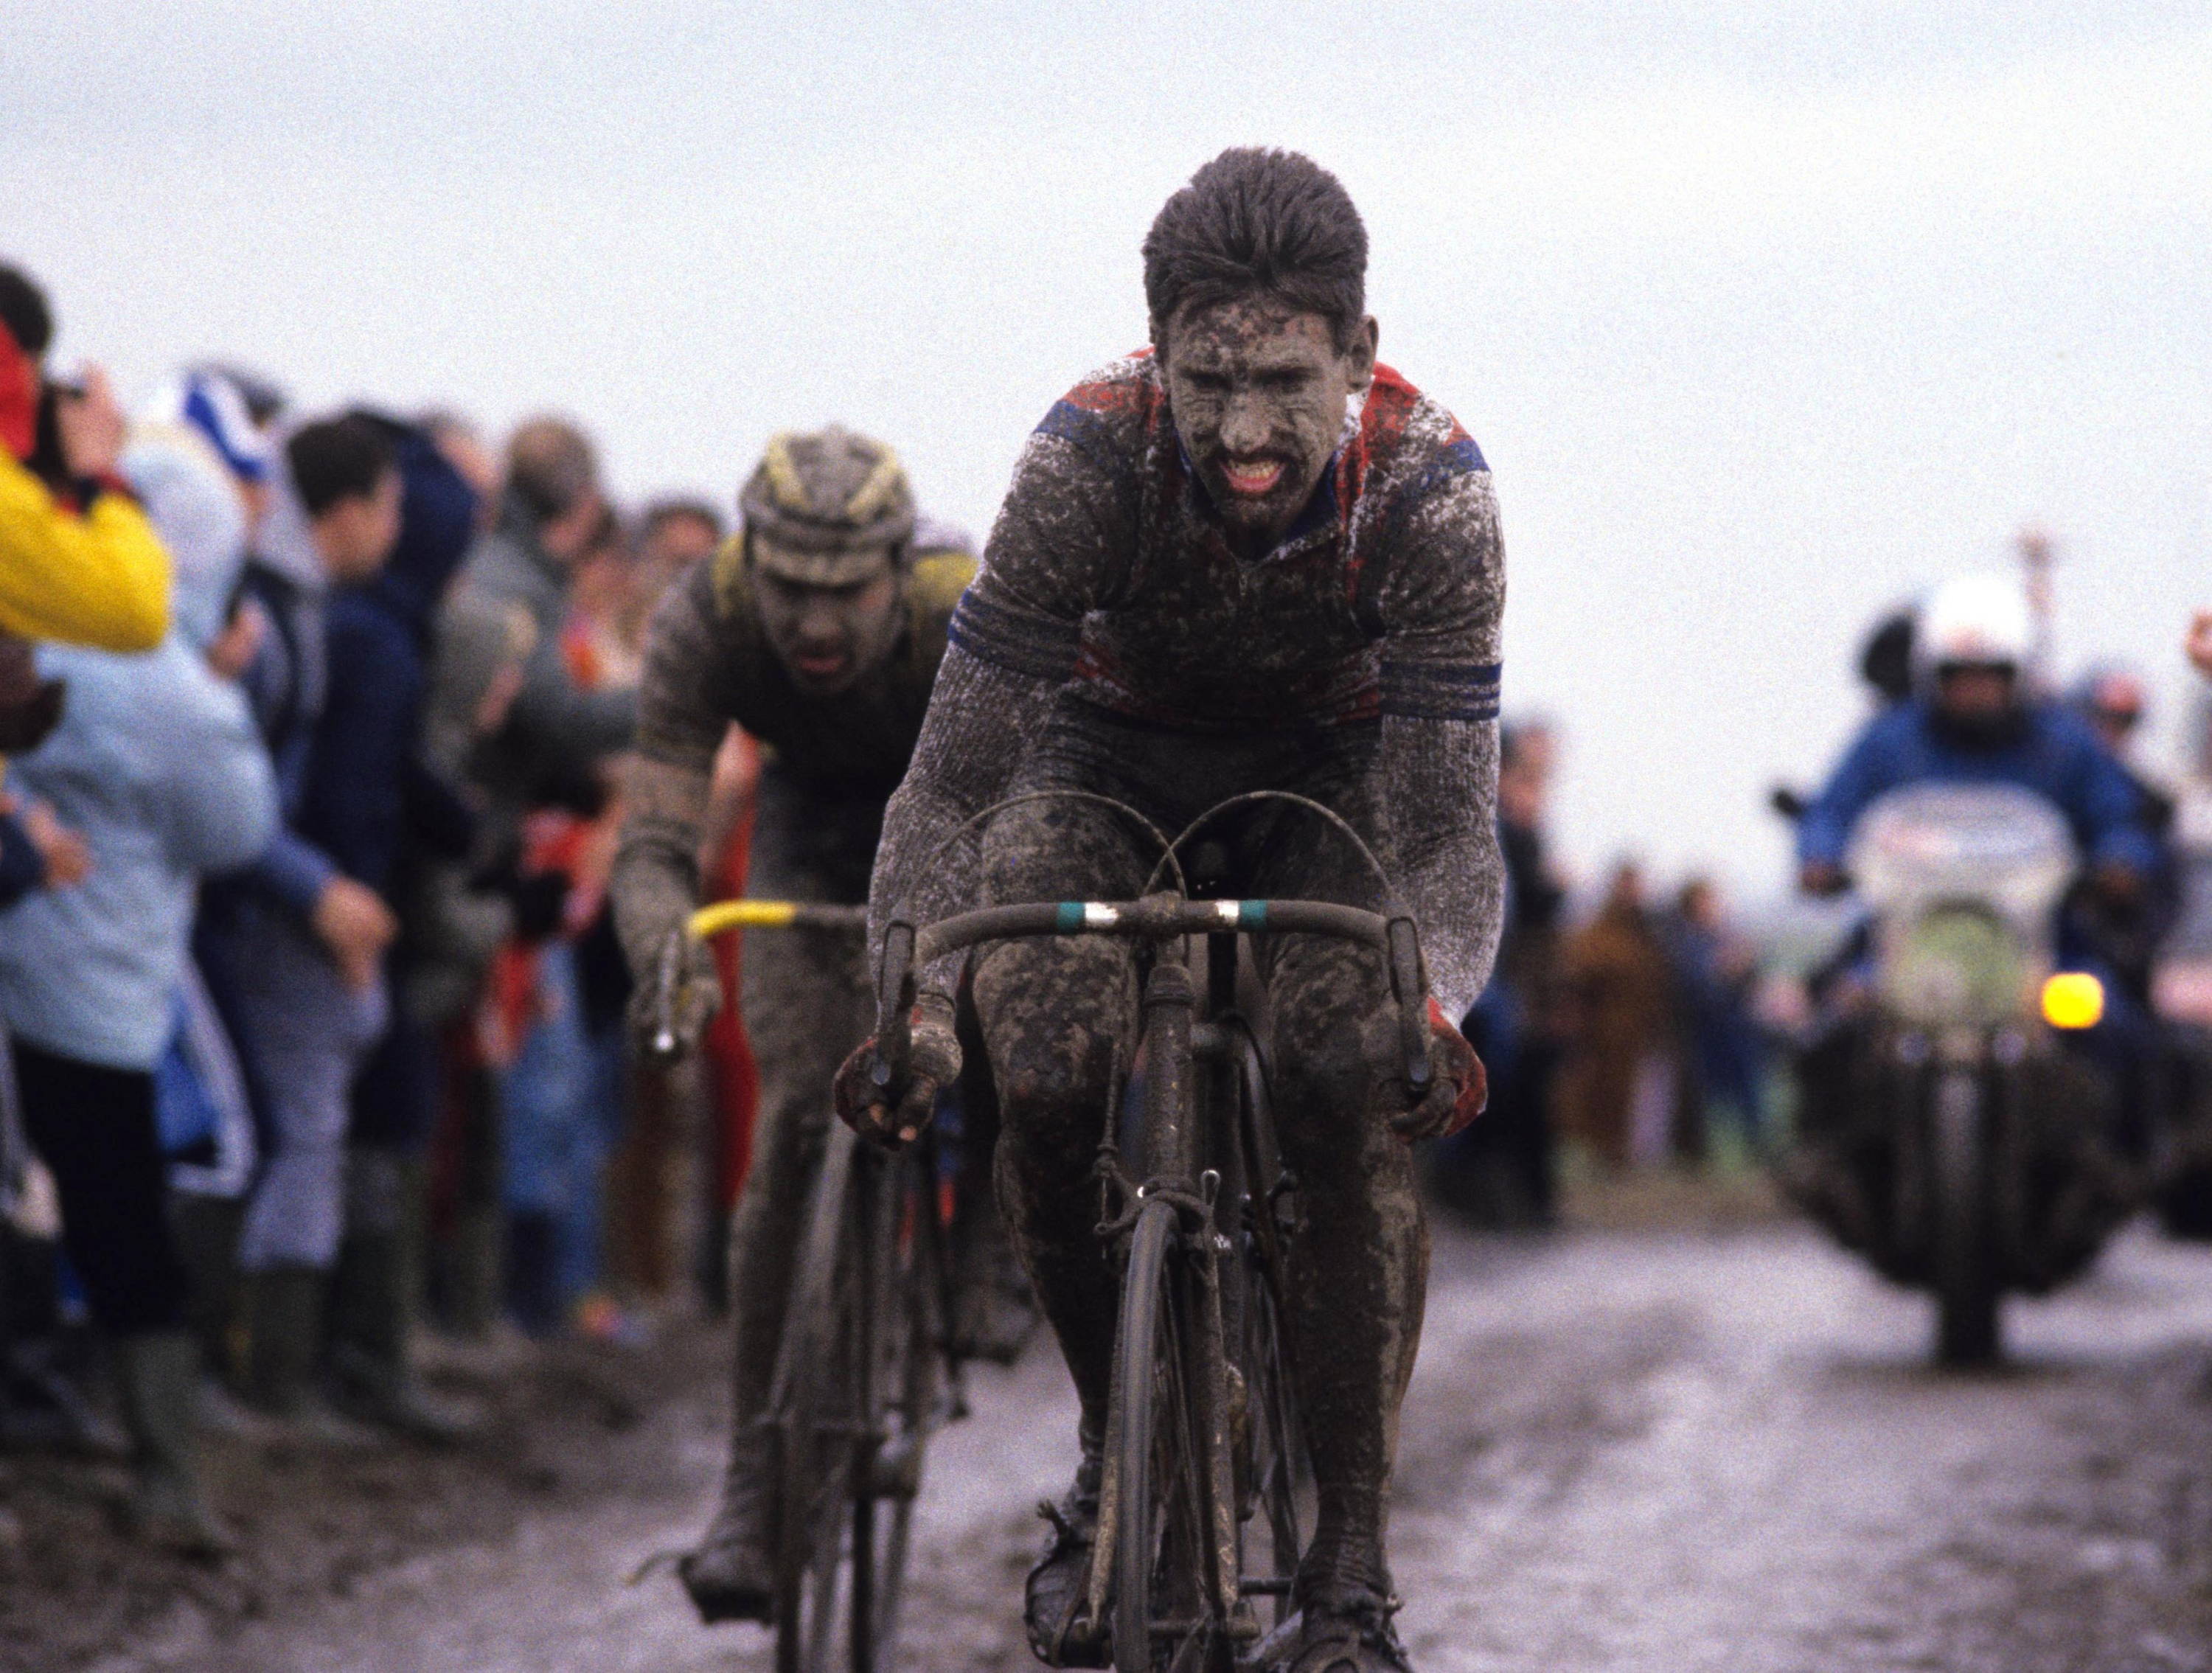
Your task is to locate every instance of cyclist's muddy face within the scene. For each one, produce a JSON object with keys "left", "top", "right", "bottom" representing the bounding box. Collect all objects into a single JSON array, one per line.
[
  {"left": 751, "top": 553, "right": 902, "bottom": 696},
  {"left": 1158, "top": 296, "right": 1377, "bottom": 552}
]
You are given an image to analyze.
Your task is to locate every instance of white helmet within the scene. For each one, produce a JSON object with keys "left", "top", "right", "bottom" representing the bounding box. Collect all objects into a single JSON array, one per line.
[{"left": 1916, "top": 572, "right": 2032, "bottom": 675}]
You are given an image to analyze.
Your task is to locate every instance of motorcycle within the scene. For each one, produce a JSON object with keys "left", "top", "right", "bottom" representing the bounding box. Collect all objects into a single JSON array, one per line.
[{"left": 1784, "top": 783, "right": 2137, "bottom": 1366}]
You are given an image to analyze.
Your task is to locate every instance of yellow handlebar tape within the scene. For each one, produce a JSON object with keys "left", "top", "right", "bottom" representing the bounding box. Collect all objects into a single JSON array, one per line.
[{"left": 686, "top": 900, "right": 799, "bottom": 939}]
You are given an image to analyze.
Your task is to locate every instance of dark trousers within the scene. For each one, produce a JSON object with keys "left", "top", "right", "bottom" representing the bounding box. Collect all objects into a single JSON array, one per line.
[{"left": 13, "top": 1041, "right": 188, "bottom": 1335}]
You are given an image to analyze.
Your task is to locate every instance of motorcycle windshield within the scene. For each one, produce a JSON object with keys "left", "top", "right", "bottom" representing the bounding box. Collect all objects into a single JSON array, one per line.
[{"left": 1847, "top": 784, "right": 2077, "bottom": 933}]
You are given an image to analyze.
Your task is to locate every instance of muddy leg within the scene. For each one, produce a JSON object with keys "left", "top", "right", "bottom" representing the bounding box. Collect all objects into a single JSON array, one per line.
[
  {"left": 971, "top": 796, "right": 1150, "bottom": 1433},
  {"left": 1266, "top": 934, "right": 1428, "bottom": 1604},
  {"left": 726, "top": 923, "right": 868, "bottom": 1431},
  {"left": 684, "top": 916, "right": 867, "bottom": 1621}
]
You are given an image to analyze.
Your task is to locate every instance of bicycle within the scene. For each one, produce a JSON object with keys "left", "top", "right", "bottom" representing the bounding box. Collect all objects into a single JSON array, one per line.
[
  {"left": 659, "top": 900, "right": 965, "bottom": 1673},
  {"left": 869, "top": 791, "right": 1435, "bottom": 1673}
]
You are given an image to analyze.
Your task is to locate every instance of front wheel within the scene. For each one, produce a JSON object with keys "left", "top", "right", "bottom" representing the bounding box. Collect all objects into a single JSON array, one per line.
[
  {"left": 1930, "top": 1065, "right": 2001, "bottom": 1367},
  {"left": 1110, "top": 1197, "right": 1231, "bottom": 1673},
  {"left": 771, "top": 1124, "right": 945, "bottom": 1673}
]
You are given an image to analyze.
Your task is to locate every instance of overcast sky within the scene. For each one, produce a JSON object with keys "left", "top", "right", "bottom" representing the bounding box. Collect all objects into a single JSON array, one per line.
[{"left": 7, "top": 3, "right": 2209, "bottom": 896}]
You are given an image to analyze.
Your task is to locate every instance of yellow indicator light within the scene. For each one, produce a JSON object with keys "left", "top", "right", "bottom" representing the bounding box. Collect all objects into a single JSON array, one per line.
[
  {"left": 688, "top": 899, "right": 798, "bottom": 939},
  {"left": 2040, "top": 971, "right": 2105, "bottom": 1031}
]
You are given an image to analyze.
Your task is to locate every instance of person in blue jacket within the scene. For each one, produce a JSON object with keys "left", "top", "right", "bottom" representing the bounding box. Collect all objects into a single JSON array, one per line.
[
  {"left": 198, "top": 415, "right": 403, "bottom": 1432},
  {"left": 1798, "top": 571, "right": 2158, "bottom": 900},
  {"left": 298, "top": 411, "right": 480, "bottom": 1439}
]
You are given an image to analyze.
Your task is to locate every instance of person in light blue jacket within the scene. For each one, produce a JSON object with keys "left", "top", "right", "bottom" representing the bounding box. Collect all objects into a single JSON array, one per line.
[{"left": 0, "top": 530, "right": 277, "bottom": 1556}]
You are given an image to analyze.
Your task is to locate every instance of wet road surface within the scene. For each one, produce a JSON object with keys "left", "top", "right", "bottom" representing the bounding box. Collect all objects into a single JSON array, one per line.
[{"left": 83, "top": 1220, "right": 2212, "bottom": 1672}]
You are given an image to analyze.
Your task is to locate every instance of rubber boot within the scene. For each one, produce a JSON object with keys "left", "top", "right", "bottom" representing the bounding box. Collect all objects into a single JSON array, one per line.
[
  {"left": 168, "top": 1192, "right": 244, "bottom": 1379},
  {"left": 328, "top": 1155, "right": 481, "bottom": 1444},
  {"left": 504, "top": 1210, "right": 562, "bottom": 1339},
  {"left": 241, "top": 1265, "right": 374, "bottom": 1446},
  {"left": 678, "top": 1419, "right": 781, "bottom": 1624},
  {"left": 445, "top": 1202, "right": 506, "bottom": 1340},
  {"left": 1, "top": 1230, "right": 127, "bottom": 1456},
  {"left": 114, "top": 1331, "right": 235, "bottom": 1559},
  {"left": 329, "top": 1227, "right": 482, "bottom": 1444}
]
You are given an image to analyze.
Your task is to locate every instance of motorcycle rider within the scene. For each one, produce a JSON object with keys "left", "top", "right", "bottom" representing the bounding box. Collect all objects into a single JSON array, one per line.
[
  {"left": 841, "top": 148, "right": 1502, "bottom": 1672},
  {"left": 1798, "top": 572, "right": 2157, "bottom": 900},
  {"left": 1789, "top": 572, "right": 2156, "bottom": 1328},
  {"left": 1794, "top": 571, "right": 2156, "bottom": 1132},
  {"left": 608, "top": 427, "right": 983, "bottom": 1624}
]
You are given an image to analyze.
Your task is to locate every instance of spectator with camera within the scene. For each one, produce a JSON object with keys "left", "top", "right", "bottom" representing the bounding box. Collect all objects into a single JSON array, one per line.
[
  {"left": 0, "top": 262, "right": 170, "bottom": 654},
  {"left": 0, "top": 262, "right": 174, "bottom": 909}
]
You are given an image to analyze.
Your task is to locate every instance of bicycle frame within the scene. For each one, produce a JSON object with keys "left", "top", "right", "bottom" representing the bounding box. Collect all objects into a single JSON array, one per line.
[
  {"left": 872, "top": 891, "right": 1430, "bottom": 1669},
  {"left": 669, "top": 898, "right": 942, "bottom": 1673}
]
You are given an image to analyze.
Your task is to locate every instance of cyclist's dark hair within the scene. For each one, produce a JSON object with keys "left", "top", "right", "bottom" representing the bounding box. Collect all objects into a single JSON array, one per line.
[
  {"left": 0, "top": 264, "right": 54, "bottom": 359},
  {"left": 1143, "top": 148, "right": 1368, "bottom": 352},
  {"left": 288, "top": 415, "right": 395, "bottom": 518}
]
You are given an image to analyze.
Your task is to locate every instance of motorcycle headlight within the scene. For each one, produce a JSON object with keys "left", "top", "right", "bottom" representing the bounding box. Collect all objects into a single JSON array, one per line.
[{"left": 2040, "top": 971, "right": 2105, "bottom": 1031}]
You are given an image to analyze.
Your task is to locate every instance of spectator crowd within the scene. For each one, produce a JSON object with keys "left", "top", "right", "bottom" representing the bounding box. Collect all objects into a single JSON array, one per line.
[
  {"left": 1428, "top": 718, "right": 1778, "bottom": 1228},
  {"left": 0, "top": 260, "right": 759, "bottom": 1554}
]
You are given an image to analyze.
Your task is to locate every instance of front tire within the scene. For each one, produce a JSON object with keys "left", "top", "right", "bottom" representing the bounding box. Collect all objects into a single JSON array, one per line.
[
  {"left": 1110, "top": 1197, "right": 1224, "bottom": 1673},
  {"left": 774, "top": 1121, "right": 863, "bottom": 1673},
  {"left": 1931, "top": 1066, "right": 2001, "bottom": 1367}
]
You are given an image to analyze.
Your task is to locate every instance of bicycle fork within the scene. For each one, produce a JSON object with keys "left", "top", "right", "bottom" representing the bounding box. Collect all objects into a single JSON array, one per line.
[{"left": 1091, "top": 955, "right": 1249, "bottom": 1656}]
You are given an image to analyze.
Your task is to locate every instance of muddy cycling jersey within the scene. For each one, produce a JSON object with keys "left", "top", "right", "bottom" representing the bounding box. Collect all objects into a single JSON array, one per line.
[
  {"left": 874, "top": 352, "right": 1507, "bottom": 1018},
  {"left": 948, "top": 352, "right": 1501, "bottom": 731},
  {"left": 635, "top": 531, "right": 975, "bottom": 800}
]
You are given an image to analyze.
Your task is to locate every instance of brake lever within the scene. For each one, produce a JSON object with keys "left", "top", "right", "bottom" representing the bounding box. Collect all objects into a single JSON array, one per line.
[
  {"left": 1385, "top": 914, "right": 1432, "bottom": 1096},
  {"left": 651, "top": 928, "right": 685, "bottom": 1060},
  {"left": 869, "top": 920, "right": 918, "bottom": 1100}
]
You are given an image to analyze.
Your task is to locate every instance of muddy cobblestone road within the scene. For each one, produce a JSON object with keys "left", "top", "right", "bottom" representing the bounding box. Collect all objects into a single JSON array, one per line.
[{"left": 34, "top": 1217, "right": 2212, "bottom": 1672}]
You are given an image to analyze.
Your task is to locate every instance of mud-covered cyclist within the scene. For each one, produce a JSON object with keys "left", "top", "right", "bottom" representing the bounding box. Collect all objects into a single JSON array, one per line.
[
  {"left": 608, "top": 428, "right": 1015, "bottom": 1625},
  {"left": 839, "top": 150, "right": 1503, "bottom": 1673}
]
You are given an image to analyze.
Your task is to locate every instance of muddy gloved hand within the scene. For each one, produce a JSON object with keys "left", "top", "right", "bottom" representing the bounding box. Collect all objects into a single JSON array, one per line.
[
  {"left": 833, "top": 991, "right": 960, "bottom": 1147},
  {"left": 1390, "top": 998, "right": 1486, "bottom": 1142},
  {"left": 632, "top": 929, "right": 721, "bottom": 1061}
]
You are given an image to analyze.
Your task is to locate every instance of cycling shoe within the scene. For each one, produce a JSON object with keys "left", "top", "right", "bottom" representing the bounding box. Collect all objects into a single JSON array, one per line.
[
  {"left": 1253, "top": 1582, "right": 1413, "bottom": 1673},
  {"left": 1023, "top": 1443, "right": 1107, "bottom": 1666}
]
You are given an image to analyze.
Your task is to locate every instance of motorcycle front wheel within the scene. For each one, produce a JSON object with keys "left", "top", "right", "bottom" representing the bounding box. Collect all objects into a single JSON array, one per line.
[{"left": 1930, "top": 1065, "right": 2002, "bottom": 1367}]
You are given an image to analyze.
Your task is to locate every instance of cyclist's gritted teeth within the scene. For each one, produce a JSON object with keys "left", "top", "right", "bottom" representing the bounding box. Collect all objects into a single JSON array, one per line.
[{"left": 1219, "top": 456, "right": 1287, "bottom": 498}]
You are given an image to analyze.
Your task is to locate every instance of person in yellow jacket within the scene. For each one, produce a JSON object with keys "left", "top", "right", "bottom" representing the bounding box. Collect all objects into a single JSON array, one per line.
[{"left": 0, "top": 264, "right": 170, "bottom": 654}]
